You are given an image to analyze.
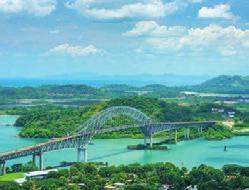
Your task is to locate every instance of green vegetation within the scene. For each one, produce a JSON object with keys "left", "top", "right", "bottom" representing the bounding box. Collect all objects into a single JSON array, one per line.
[
  {"left": 0, "top": 84, "right": 182, "bottom": 103},
  {"left": 2, "top": 162, "right": 249, "bottom": 190},
  {"left": 0, "top": 85, "right": 102, "bottom": 99},
  {"left": 0, "top": 162, "right": 39, "bottom": 178},
  {"left": 0, "top": 173, "right": 24, "bottom": 182},
  {"left": 127, "top": 144, "right": 168, "bottom": 150},
  {"left": 204, "top": 124, "right": 234, "bottom": 140},
  {"left": 12, "top": 97, "right": 225, "bottom": 138},
  {"left": 7, "top": 162, "right": 39, "bottom": 174},
  {"left": 194, "top": 75, "right": 249, "bottom": 94},
  {"left": 14, "top": 104, "right": 105, "bottom": 138},
  {"left": 1, "top": 75, "right": 249, "bottom": 101}
]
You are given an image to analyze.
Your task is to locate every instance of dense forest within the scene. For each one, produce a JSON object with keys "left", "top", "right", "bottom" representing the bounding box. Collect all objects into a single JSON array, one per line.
[
  {"left": 9, "top": 96, "right": 237, "bottom": 139},
  {"left": 1, "top": 162, "right": 249, "bottom": 190}
]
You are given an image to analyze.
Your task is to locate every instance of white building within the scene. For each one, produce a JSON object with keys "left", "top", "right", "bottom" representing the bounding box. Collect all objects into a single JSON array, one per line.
[{"left": 15, "top": 169, "right": 58, "bottom": 184}]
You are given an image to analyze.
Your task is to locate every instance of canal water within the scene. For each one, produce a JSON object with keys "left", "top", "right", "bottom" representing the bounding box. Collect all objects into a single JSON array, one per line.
[{"left": 1, "top": 115, "right": 249, "bottom": 169}]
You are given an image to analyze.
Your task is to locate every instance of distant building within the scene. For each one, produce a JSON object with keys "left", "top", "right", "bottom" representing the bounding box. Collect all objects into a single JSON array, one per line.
[
  {"left": 228, "top": 111, "right": 236, "bottom": 118},
  {"left": 125, "top": 91, "right": 149, "bottom": 96},
  {"left": 186, "top": 185, "right": 198, "bottom": 190},
  {"left": 15, "top": 169, "right": 58, "bottom": 184},
  {"left": 104, "top": 185, "right": 117, "bottom": 190},
  {"left": 212, "top": 108, "right": 236, "bottom": 119},
  {"left": 238, "top": 99, "right": 249, "bottom": 103},
  {"left": 159, "top": 184, "right": 170, "bottom": 190},
  {"left": 25, "top": 169, "right": 58, "bottom": 180},
  {"left": 181, "top": 91, "right": 199, "bottom": 97},
  {"left": 114, "top": 183, "right": 125, "bottom": 187},
  {"left": 212, "top": 108, "right": 224, "bottom": 113},
  {"left": 223, "top": 101, "right": 237, "bottom": 105}
]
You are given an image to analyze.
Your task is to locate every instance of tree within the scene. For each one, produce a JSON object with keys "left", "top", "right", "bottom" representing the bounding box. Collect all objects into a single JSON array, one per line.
[
  {"left": 0, "top": 182, "right": 21, "bottom": 190},
  {"left": 222, "top": 164, "right": 242, "bottom": 176}
]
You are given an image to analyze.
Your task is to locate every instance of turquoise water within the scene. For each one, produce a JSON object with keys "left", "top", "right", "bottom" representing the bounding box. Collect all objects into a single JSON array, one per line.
[
  {"left": 1, "top": 115, "right": 249, "bottom": 169},
  {"left": 0, "top": 115, "right": 19, "bottom": 126}
]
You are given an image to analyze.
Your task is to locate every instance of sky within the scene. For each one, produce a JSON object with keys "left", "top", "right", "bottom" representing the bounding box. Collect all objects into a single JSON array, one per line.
[{"left": 0, "top": 0, "right": 249, "bottom": 78}]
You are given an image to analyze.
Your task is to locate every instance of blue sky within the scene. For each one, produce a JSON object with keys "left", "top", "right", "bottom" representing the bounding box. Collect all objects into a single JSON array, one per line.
[{"left": 0, "top": 0, "right": 249, "bottom": 78}]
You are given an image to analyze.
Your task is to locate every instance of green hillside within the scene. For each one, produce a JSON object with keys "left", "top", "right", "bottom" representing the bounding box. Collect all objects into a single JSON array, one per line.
[
  {"left": 195, "top": 75, "right": 249, "bottom": 94},
  {"left": 12, "top": 96, "right": 225, "bottom": 138}
]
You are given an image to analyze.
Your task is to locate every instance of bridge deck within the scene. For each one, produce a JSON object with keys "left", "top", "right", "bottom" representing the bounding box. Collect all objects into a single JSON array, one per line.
[{"left": 0, "top": 121, "right": 215, "bottom": 162}]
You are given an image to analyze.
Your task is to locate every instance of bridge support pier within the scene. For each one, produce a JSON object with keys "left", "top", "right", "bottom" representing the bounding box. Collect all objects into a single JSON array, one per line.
[
  {"left": 198, "top": 126, "right": 203, "bottom": 136},
  {"left": 32, "top": 152, "right": 44, "bottom": 170},
  {"left": 0, "top": 161, "right": 6, "bottom": 176},
  {"left": 32, "top": 153, "right": 36, "bottom": 165},
  {"left": 77, "top": 147, "right": 88, "bottom": 163},
  {"left": 144, "top": 136, "right": 147, "bottom": 146},
  {"left": 39, "top": 152, "right": 44, "bottom": 171},
  {"left": 185, "top": 128, "right": 190, "bottom": 140},
  {"left": 149, "top": 135, "right": 153, "bottom": 148},
  {"left": 83, "top": 147, "right": 88, "bottom": 163},
  {"left": 174, "top": 129, "right": 178, "bottom": 144}
]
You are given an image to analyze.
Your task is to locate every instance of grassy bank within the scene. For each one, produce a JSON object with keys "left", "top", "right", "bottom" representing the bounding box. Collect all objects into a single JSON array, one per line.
[{"left": 0, "top": 172, "right": 24, "bottom": 182}]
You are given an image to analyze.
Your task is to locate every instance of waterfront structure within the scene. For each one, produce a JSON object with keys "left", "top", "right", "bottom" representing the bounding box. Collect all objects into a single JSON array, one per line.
[
  {"left": 0, "top": 106, "right": 215, "bottom": 175},
  {"left": 14, "top": 169, "right": 58, "bottom": 184},
  {"left": 25, "top": 169, "right": 58, "bottom": 179}
]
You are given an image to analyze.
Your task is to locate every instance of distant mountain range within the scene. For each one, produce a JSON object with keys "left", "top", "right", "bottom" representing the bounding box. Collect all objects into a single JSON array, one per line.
[
  {"left": 0, "top": 73, "right": 211, "bottom": 87},
  {"left": 1, "top": 75, "right": 249, "bottom": 101}
]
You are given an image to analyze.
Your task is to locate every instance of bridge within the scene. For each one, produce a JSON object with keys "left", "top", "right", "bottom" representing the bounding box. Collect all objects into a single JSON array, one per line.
[{"left": 0, "top": 106, "right": 216, "bottom": 175}]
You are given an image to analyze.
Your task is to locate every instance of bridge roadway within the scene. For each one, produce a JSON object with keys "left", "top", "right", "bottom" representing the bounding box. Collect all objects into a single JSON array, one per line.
[{"left": 0, "top": 121, "right": 215, "bottom": 175}]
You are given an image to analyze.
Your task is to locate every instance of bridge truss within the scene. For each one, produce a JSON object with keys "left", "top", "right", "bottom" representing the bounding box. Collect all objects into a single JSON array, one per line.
[{"left": 0, "top": 106, "right": 216, "bottom": 175}]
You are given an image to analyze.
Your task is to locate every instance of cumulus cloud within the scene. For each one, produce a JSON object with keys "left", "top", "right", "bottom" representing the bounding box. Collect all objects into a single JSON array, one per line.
[
  {"left": 125, "top": 21, "right": 249, "bottom": 56},
  {"left": 65, "top": 0, "right": 203, "bottom": 20},
  {"left": 46, "top": 44, "right": 105, "bottom": 56},
  {"left": 198, "top": 4, "right": 237, "bottom": 20},
  {"left": 123, "top": 21, "right": 186, "bottom": 37},
  {"left": 0, "top": 0, "right": 56, "bottom": 16}
]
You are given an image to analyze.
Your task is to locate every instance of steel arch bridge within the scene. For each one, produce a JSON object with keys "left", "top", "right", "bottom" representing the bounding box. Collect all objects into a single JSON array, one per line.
[
  {"left": 73, "top": 106, "right": 153, "bottom": 143},
  {"left": 0, "top": 106, "right": 216, "bottom": 175}
]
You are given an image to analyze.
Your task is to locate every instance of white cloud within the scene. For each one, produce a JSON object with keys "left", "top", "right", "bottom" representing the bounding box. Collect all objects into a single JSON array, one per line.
[
  {"left": 123, "top": 21, "right": 186, "bottom": 37},
  {"left": 198, "top": 4, "right": 237, "bottom": 20},
  {"left": 125, "top": 21, "right": 249, "bottom": 56},
  {"left": 46, "top": 44, "right": 105, "bottom": 56},
  {"left": 65, "top": 0, "right": 202, "bottom": 20},
  {"left": 66, "top": 0, "right": 165, "bottom": 19},
  {"left": 0, "top": 0, "right": 56, "bottom": 16},
  {"left": 49, "top": 30, "right": 60, "bottom": 34}
]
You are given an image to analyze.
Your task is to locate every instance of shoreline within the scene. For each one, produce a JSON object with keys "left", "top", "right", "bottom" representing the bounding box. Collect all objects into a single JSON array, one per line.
[{"left": 0, "top": 114, "right": 20, "bottom": 116}]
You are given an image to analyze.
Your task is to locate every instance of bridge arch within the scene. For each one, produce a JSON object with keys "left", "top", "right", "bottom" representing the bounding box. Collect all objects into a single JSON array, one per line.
[{"left": 75, "top": 106, "right": 153, "bottom": 136}]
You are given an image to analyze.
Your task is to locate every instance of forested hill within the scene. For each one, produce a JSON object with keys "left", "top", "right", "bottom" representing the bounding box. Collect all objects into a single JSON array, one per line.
[
  {"left": 0, "top": 84, "right": 182, "bottom": 99},
  {"left": 11, "top": 96, "right": 227, "bottom": 138},
  {"left": 194, "top": 75, "right": 249, "bottom": 94},
  {"left": 1, "top": 75, "right": 249, "bottom": 100},
  {"left": 0, "top": 85, "right": 102, "bottom": 99}
]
